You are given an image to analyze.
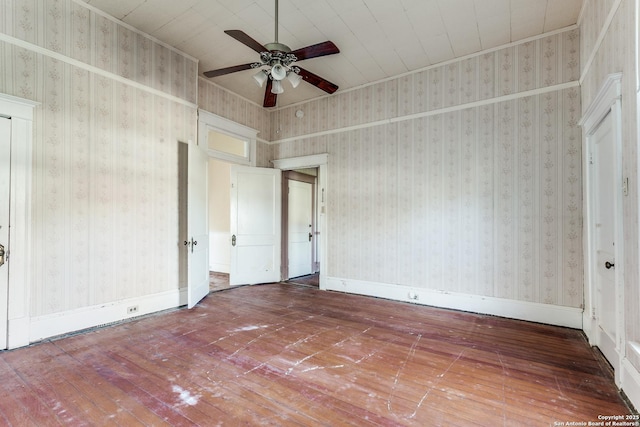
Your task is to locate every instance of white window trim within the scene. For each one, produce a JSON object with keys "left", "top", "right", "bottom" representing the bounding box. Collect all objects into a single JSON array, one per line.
[{"left": 198, "top": 110, "right": 258, "bottom": 166}]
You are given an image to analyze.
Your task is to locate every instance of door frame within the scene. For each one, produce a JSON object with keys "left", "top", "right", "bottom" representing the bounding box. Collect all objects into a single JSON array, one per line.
[
  {"left": 282, "top": 170, "right": 316, "bottom": 280},
  {"left": 273, "top": 154, "right": 328, "bottom": 288},
  {"left": 580, "top": 73, "right": 624, "bottom": 382},
  {"left": 0, "top": 94, "right": 38, "bottom": 349}
]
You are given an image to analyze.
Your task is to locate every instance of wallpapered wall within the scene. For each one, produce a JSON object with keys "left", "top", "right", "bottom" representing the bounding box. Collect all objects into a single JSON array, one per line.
[
  {"left": 580, "top": 0, "right": 640, "bottom": 370},
  {"left": 272, "top": 29, "right": 583, "bottom": 308},
  {"left": 0, "top": 0, "right": 198, "bottom": 317}
]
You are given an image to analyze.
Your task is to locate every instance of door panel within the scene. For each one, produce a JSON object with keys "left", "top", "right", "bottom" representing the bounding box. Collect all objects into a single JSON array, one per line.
[
  {"left": 288, "top": 180, "right": 313, "bottom": 278},
  {"left": 230, "top": 166, "right": 281, "bottom": 286},
  {"left": 592, "top": 112, "right": 617, "bottom": 365},
  {"left": 187, "top": 141, "right": 209, "bottom": 309},
  {"left": 0, "top": 117, "right": 10, "bottom": 349}
]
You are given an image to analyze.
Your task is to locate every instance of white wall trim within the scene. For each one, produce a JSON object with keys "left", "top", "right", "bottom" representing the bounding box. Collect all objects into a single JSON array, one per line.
[
  {"left": 622, "top": 357, "right": 640, "bottom": 412},
  {"left": 198, "top": 110, "right": 258, "bottom": 166},
  {"left": 577, "top": 0, "right": 591, "bottom": 27},
  {"left": 579, "top": 73, "right": 623, "bottom": 130},
  {"left": 271, "top": 26, "right": 579, "bottom": 112},
  {"left": 580, "top": 72, "right": 626, "bottom": 385},
  {"left": 579, "top": 0, "right": 624, "bottom": 85},
  {"left": 269, "top": 81, "right": 580, "bottom": 145},
  {"left": 0, "top": 33, "right": 198, "bottom": 109},
  {"left": 0, "top": 94, "right": 38, "bottom": 120},
  {"left": 198, "top": 77, "right": 266, "bottom": 110},
  {"left": 273, "top": 154, "right": 328, "bottom": 287},
  {"left": 324, "top": 277, "right": 583, "bottom": 329},
  {"left": 29, "top": 288, "right": 186, "bottom": 344},
  {"left": 70, "top": 0, "right": 198, "bottom": 63},
  {"left": 0, "top": 94, "right": 38, "bottom": 350},
  {"left": 272, "top": 154, "right": 329, "bottom": 170}
]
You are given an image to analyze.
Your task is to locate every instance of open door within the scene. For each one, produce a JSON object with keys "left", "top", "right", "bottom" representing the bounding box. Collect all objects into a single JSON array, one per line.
[
  {"left": 0, "top": 117, "right": 10, "bottom": 349},
  {"left": 288, "top": 179, "right": 313, "bottom": 278},
  {"left": 592, "top": 112, "right": 619, "bottom": 366},
  {"left": 230, "top": 166, "right": 281, "bottom": 286},
  {"left": 187, "top": 141, "right": 209, "bottom": 308}
]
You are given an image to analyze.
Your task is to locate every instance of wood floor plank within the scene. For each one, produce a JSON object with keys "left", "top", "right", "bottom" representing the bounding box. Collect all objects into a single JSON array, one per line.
[{"left": 0, "top": 283, "right": 634, "bottom": 426}]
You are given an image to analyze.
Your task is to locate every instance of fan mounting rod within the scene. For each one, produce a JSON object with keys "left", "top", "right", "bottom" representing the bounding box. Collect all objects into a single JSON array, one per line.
[
  {"left": 274, "top": 0, "right": 279, "bottom": 43},
  {"left": 266, "top": 0, "right": 290, "bottom": 52}
]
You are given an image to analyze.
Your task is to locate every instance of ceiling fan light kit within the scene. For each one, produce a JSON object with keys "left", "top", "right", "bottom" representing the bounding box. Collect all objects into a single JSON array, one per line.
[
  {"left": 203, "top": 0, "right": 340, "bottom": 107},
  {"left": 270, "top": 62, "right": 287, "bottom": 81},
  {"left": 253, "top": 70, "right": 268, "bottom": 87},
  {"left": 271, "top": 80, "right": 284, "bottom": 94},
  {"left": 287, "top": 71, "right": 302, "bottom": 88}
]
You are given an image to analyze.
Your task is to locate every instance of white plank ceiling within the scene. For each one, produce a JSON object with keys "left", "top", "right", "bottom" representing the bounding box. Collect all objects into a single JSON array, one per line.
[{"left": 81, "top": 0, "right": 583, "bottom": 107}]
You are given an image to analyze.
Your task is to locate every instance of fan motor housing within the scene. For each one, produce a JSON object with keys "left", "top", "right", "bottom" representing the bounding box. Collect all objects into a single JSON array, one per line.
[{"left": 265, "top": 42, "right": 291, "bottom": 53}]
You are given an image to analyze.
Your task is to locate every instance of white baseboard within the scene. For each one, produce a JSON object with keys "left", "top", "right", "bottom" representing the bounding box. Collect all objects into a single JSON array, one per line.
[
  {"left": 324, "top": 277, "right": 583, "bottom": 329},
  {"left": 623, "top": 349, "right": 640, "bottom": 411},
  {"left": 209, "top": 263, "right": 230, "bottom": 274},
  {"left": 29, "top": 288, "right": 187, "bottom": 344},
  {"left": 7, "top": 316, "right": 30, "bottom": 349}
]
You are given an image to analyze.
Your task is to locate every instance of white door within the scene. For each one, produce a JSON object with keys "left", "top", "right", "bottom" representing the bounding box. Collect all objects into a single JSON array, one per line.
[
  {"left": 187, "top": 141, "right": 209, "bottom": 308},
  {"left": 592, "top": 112, "right": 618, "bottom": 365},
  {"left": 0, "top": 117, "right": 10, "bottom": 349},
  {"left": 230, "top": 166, "right": 281, "bottom": 286},
  {"left": 288, "top": 180, "right": 313, "bottom": 278}
]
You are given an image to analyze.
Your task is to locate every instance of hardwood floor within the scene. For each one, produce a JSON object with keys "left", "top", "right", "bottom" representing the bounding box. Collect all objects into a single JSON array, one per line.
[
  {"left": 209, "top": 271, "right": 230, "bottom": 292},
  {"left": 0, "top": 283, "right": 634, "bottom": 426},
  {"left": 287, "top": 273, "right": 320, "bottom": 287}
]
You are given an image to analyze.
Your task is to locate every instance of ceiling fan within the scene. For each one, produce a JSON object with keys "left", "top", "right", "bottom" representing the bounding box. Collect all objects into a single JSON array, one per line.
[{"left": 203, "top": 0, "right": 340, "bottom": 108}]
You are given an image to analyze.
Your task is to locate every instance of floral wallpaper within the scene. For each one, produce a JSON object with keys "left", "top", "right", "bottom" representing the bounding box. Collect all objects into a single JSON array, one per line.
[
  {"left": 273, "top": 30, "right": 579, "bottom": 141},
  {"left": 580, "top": 0, "right": 640, "bottom": 370},
  {"left": 272, "top": 29, "right": 583, "bottom": 308},
  {"left": 0, "top": 0, "right": 198, "bottom": 317}
]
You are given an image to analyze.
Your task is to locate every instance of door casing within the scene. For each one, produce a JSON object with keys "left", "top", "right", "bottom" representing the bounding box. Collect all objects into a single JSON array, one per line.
[
  {"left": 580, "top": 73, "right": 624, "bottom": 385},
  {"left": 273, "top": 154, "right": 328, "bottom": 289},
  {"left": 0, "top": 117, "right": 11, "bottom": 350},
  {"left": 0, "top": 94, "right": 38, "bottom": 350},
  {"left": 282, "top": 170, "right": 316, "bottom": 280}
]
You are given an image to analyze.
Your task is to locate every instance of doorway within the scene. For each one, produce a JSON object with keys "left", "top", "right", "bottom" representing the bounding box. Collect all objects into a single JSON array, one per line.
[
  {"left": 581, "top": 73, "right": 624, "bottom": 382},
  {"left": 591, "top": 111, "right": 618, "bottom": 366},
  {"left": 283, "top": 169, "right": 319, "bottom": 284},
  {"left": 273, "top": 154, "right": 328, "bottom": 289},
  {"left": 0, "top": 116, "right": 10, "bottom": 349},
  {"left": 208, "top": 157, "right": 232, "bottom": 292},
  {"left": 0, "top": 94, "right": 37, "bottom": 350}
]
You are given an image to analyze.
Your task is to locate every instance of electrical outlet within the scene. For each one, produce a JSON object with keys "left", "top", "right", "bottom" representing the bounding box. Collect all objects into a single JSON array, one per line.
[{"left": 127, "top": 305, "right": 139, "bottom": 314}]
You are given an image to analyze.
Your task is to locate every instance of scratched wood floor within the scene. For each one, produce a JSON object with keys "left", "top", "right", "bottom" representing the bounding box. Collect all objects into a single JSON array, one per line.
[{"left": 0, "top": 283, "right": 634, "bottom": 426}]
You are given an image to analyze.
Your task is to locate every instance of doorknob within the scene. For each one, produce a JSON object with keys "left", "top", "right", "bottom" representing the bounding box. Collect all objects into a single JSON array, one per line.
[
  {"left": 308, "top": 232, "right": 313, "bottom": 242},
  {"left": 605, "top": 261, "right": 615, "bottom": 269},
  {"left": 184, "top": 238, "right": 197, "bottom": 253},
  {"left": 0, "top": 243, "right": 4, "bottom": 267},
  {"left": 231, "top": 235, "right": 236, "bottom": 246}
]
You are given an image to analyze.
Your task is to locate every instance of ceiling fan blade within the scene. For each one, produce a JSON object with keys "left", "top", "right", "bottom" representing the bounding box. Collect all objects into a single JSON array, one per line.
[
  {"left": 264, "top": 80, "right": 277, "bottom": 108},
  {"left": 225, "top": 30, "right": 267, "bottom": 54},
  {"left": 291, "top": 41, "right": 339, "bottom": 61},
  {"left": 297, "top": 67, "right": 339, "bottom": 94},
  {"left": 203, "top": 63, "right": 255, "bottom": 78}
]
